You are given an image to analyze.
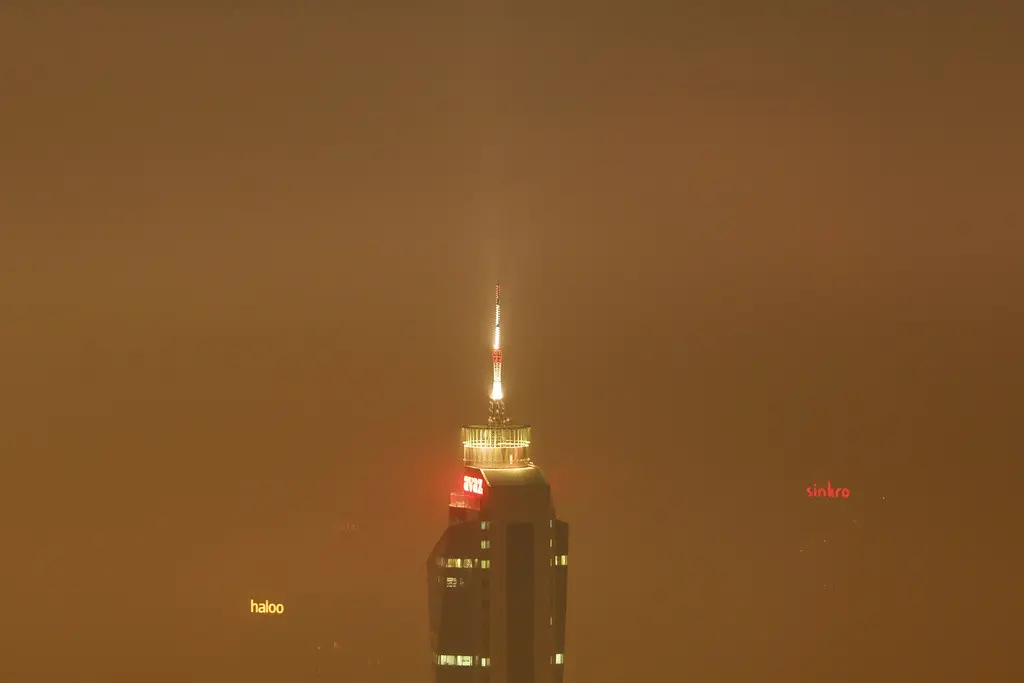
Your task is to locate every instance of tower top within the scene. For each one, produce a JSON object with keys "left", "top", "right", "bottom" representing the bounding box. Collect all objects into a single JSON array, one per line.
[{"left": 464, "top": 282, "right": 531, "bottom": 468}]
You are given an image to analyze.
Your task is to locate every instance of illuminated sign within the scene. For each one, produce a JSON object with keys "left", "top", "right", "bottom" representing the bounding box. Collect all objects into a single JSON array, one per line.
[
  {"left": 806, "top": 481, "right": 850, "bottom": 498},
  {"left": 463, "top": 475, "right": 484, "bottom": 495},
  {"left": 250, "top": 599, "right": 284, "bottom": 614}
]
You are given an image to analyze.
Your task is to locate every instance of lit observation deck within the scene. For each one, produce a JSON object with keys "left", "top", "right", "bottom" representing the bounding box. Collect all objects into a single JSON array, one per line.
[{"left": 461, "top": 424, "right": 532, "bottom": 468}]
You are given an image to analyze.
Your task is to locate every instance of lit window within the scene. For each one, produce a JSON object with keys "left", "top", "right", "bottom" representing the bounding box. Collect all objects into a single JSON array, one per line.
[
  {"left": 555, "top": 653, "right": 564, "bottom": 664},
  {"left": 561, "top": 554, "right": 568, "bottom": 565},
  {"left": 481, "top": 540, "right": 490, "bottom": 549},
  {"left": 446, "top": 577, "right": 458, "bottom": 588},
  {"left": 549, "top": 520, "right": 553, "bottom": 528},
  {"left": 481, "top": 560, "right": 491, "bottom": 569},
  {"left": 481, "top": 521, "right": 490, "bottom": 530},
  {"left": 549, "top": 616, "right": 553, "bottom": 626},
  {"left": 438, "top": 654, "right": 481, "bottom": 667},
  {"left": 464, "top": 558, "right": 474, "bottom": 567},
  {"left": 549, "top": 539, "right": 553, "bottom": 548},
  {"left": 549, "top": 557, "right": 553, "bottom": 566}
]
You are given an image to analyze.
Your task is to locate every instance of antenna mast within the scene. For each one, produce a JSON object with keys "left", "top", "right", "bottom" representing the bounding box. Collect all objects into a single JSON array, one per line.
[{"left": 488, "top": 282, "right": 509, "bottom": 426}]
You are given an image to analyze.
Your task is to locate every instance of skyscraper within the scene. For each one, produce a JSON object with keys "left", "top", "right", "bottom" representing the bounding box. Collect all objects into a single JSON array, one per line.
[{"left": 427, "top": 283, "right": 569, "bottom": 683}]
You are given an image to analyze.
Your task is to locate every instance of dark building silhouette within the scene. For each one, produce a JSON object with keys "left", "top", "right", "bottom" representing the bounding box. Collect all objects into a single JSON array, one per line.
[{"left": 427, "top": 284, "right": 569, "bottom": 683}]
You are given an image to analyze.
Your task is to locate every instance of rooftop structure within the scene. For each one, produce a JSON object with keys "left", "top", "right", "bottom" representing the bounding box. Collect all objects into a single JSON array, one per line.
[{"left": 463, "top": 282, "right": 532, "bottom": 469}]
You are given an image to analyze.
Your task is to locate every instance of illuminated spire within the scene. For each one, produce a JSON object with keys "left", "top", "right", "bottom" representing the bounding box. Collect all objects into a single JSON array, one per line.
[{"left": 488, "top": 282, "right": 509, "bottom": 426}]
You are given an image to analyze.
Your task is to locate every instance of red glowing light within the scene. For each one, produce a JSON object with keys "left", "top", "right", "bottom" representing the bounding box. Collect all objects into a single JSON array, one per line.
[
  {"left": 463, "top": 476, "right": 484, "bottom": 495},
  {"left": 806, "top": 481, "right": 851, "bottom": 498}
]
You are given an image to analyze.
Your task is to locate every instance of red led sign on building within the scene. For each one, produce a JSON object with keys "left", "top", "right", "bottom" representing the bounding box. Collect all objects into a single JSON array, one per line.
[
  {"left": 463, "top": 476, "right": 484, "bottom": 495},
  {"left": 806, "top": 481, "right": 850, "bottom": 498}
]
